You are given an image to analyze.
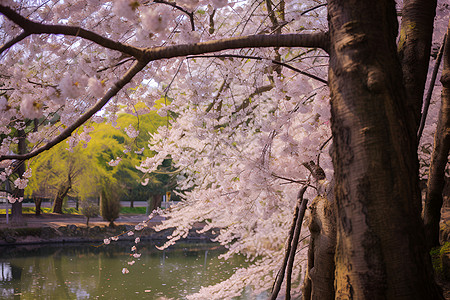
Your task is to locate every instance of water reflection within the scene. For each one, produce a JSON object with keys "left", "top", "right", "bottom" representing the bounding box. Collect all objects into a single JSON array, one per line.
[{"left": 0, "top": 242, "right": 247, "bottom": 299}]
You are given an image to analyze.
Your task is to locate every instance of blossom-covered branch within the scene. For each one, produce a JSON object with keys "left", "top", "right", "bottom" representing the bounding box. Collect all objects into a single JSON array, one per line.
[
  {"left": 0, "top": 4, "right": 145, "bottom": 59},
  {"left": 0, "top": 60, "right": 148, "bottom": 161}
]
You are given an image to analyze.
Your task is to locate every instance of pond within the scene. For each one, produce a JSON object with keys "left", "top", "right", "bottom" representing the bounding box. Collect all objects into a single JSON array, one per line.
[{"left": 0, "top": 242, "right": 266, "bottom": 299}]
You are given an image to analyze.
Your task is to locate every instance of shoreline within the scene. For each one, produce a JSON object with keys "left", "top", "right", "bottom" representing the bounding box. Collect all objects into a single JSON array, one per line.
[{"left": 0, "top": 213, "right": 217, "bottom": 246}]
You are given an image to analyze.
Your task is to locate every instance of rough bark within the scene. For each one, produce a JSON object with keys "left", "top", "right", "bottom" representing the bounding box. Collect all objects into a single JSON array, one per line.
[
  {"left": 423, "top": 22, "right": 450, "bottom": 249},
  {"left": 327, "top": 1, "right": 442, "bottom": 299},
  {"left": 302, "top": 193, "right": 336, "bottom": 300},
  {"left": 398, "top": 0, "right": 437, "bottom": 133}
]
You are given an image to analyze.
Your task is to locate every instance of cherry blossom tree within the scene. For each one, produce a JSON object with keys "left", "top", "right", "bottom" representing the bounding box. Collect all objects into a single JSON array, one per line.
[{"left": 0, "top": 0, "right": 449, "bottom": 299}]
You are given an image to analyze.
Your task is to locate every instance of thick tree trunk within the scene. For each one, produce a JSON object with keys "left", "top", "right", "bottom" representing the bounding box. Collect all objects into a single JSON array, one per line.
[
  {"left": 327, "top": 1, "right": 442, "bottom": 299},
  {"left": 423, "top": 24, "right": 450, "bottom": 249}
]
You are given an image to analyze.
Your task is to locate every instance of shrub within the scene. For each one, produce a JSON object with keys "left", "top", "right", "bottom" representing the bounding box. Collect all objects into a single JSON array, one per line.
[{"left": 80, "top": 198, "right": 100, "bottom": 227}]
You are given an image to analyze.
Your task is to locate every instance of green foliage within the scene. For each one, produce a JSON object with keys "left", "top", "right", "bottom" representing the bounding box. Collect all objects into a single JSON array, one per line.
[
  {"left": 25, "top": 102, "right": 172, "bottom": 205},
  {"left": 100, "top": 186, "right": 121, "bottom": 227},
  {"left": 430, "top": 242, "right": 450, "bottom": 278},
  {"left": 80, "top": 198, "right": 100, "bottom": 226}
]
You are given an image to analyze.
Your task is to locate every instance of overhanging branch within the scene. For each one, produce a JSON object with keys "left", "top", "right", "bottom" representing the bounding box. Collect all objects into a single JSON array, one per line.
[
  {"left": 0, "top": 5, "right": 329, "bottom": 163},
  {"left": 144, "top": 33, "right": 329, "bottom": 60},
  {"left": 0, "top": 60, "right": 148, "bottom": 162},
  {"left": 0, "top": 5, "right": 145, "bottom": 59}
]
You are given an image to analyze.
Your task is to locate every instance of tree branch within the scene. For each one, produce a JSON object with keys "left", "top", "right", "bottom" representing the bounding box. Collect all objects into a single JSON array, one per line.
[
  {"left": 1, "top": 5, "right": 329, "bottom": 59},
  {"left": 285, "top": 188, "right": 308, "bottom": 300},
  {"left": 0, "top": 60, "right": 148, "bottom": 162},
  {"left": 417, "top": 32, "right": 447, "bottom": 141},
  {"left": 270, "top": 185, "right": 308, "bottom": 300},
  {"left": 300, "top": 3, "right": 327, "bottom": 16},
  {"left": 144, "top": 33, "right": 330, "bottom": 60},
  {"left": 0, "top": 5, "right": 328, "bottom": 164},
  {"left": 0, "top": 31, "right": 29, "bottom": 55},
  {"left": 0, "top": 5, "right": 145, "bottom": 59}
]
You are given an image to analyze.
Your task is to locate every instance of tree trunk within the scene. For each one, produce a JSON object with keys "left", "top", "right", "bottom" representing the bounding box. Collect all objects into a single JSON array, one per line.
[
  {"left": 423, "top": 23, "right": 450, "bottom": 249},
  {"left": 302, "top": 194, "right": 336, "bottom": 300},
  {"left": 150, "top": 194, "right": 162, "bottom": 211},
  {"left": 34, "top": 197, "right": 42, "bottom": 216},
  {"left": 398, "top": 0, "right": 437, "bottom": 133},
  {"left": 52, "top": 181, "right": 71, "bottom": 214},
  {"left": 11, "top": 129, "right": 26, "bottom": 225},
  {"left": 327, "top": 1, "right": 442, "bottom": 299}
]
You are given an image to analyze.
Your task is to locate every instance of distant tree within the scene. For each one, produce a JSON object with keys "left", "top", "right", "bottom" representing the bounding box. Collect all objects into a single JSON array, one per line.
[{"left": 100, "top": 184, "right": 121, "bottom": 228}]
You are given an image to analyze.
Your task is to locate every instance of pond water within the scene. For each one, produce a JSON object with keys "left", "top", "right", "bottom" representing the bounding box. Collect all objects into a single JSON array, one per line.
[{"left": 0, "top": 241, "right": 265, "bottom": 299}]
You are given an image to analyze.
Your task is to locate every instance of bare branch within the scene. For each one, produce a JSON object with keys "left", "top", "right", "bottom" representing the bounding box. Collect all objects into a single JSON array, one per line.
[
  {"left": 0, "top": 5, "right": 145, "bottom": 59},
  {"left": 271, "top": 173, "right": 307, "bottom": 184},
  {"left": 0, "top": 60, "right": 148, "bottom": 162}
]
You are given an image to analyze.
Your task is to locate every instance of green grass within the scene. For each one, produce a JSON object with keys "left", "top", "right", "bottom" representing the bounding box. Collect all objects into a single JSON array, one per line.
[
  {"left": 0, "top": 207, "right": 81, "bottom": 215},
  {"left": 120, "top": 206, "right": 147, "bottom": 214}
]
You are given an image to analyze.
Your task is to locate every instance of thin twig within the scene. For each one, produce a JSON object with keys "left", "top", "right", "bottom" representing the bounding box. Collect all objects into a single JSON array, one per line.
[
  {"left": 300, "top": 3, "right": 327, "bottom": 16},
  {"left": 187, "top": 54, "right": 327, "bottom": 84},
  {"left": 271, "top": 173, "right": 307, "bottom": 184}
]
